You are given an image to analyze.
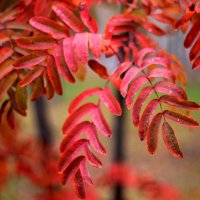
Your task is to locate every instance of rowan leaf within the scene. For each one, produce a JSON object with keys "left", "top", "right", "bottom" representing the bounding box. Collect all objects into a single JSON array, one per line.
[
  {"left": 43, "top": 68, "right": 54, "bottom": 100},
  {"left": 15, "top": 85, "right": 27, "bottom": 114},
  {"left": 139, "top": 99, "right": 159, "bottom": 140},
  {"left": 154, "top": 81, "right": 187, "bottom": 99},
  {"left": 88, "top": 33, "right": 102, "bottom": 59},
  {"left": 141, "top": 57, "right": 169, "bottom": 69},
  {"left": 126, "top": 75, "right": 148, "bottom": 109},
  {"left": 73, "top": 33, "right": 89, "bottom": 65},
  {"left": 152, "top": 13, "right": 175, "bottom": 25},
  {"left": 68, "top": 88, "right": 101, "bottom": 113},
  {"left": 7, "top": 106, "right": 15, "bottom": 129},
  {"left": 0, "top": 100, "right": 9, "bottom": 123},
  {"left": 99, "top": 87, "right": 122, "bottom": 116},
  {"left": 135, "top": 48, "right": 155, "bottom": 66},
  {"left": 148, "top": 68, "right": 174, "bottom": 81},
  {"left": 62, "top": 156, "right": 85, "bottom": 185},
  {"left": 184, "top": 19, "right": 200, "bottom": 48},
  {"left": 74, "top": 170, "right": 86, "bottom": 199},
  {"left": 162, "top": 122, "right": 183, "bottom": 158},
  {"left": 30, "top": 76, "right": 45, "bottom": 101},
  {"left": 132, "top": 86, "right": 153, "bottom": 126},
  {"left": 52, "top": 3, "right": 85, "bottom": 32},
  {"left": 164, "top": 110, "right": 199, "bottom": 127},
  {"left": 192, "top": 56, "right": 200, "bottom": 69},
  {"left": 46, "top": 55, "right": 62, "bottom": 95},
  {"left": 59, "top": 139, "right": 89, "bottom": 173},
  {"left": 0, "top": 46, "right": 13, "bottom": 65},
  {"left": 13, "top": 53, "right": 46, "bottom": 69},
  {"left": 20, "top": 66, "right": 44, "bottom": 87},
  {"left": 189, "top": 34, "right": 200, "bottom": 61},
  {"left": 60, "top": 121, "right": 106, "bottom": 155},
  {"left": 0, "top": 72, "right": 18, "bottom": 101},
  {"left": 79, "top": 2, "right": 98, "bottom": 33},
  {"left": 30, "top": 16, "right": 69, "bottom": 39},
  {"left": 0, "top": 59, "right": 14, "bottom": 80},
  {"left": 53, "top": 44, "right": 75, "bottom": 83},
  {"left": 79, "top": 159, "right": 93, "bottom": 185},
  {"left": 160, "top": 95, "right": 200, "bottom": 110},
  {"left": 147, "top": 113, "right": 163, "bottom": 154},
  {"left": 63, "top": 37, "right": 78, "bottom": 73},
  {"left": 120, "top": 67, "right": 141, "bottom": 97},
  {"left": 16, "top": 36, "right": 57, "bottom": 50},
  {"left": 143, "top": 22, "right": 165, "bottom": 36},
  {"left": 88, "top": 60, "right": 108, "bottom": 79}
]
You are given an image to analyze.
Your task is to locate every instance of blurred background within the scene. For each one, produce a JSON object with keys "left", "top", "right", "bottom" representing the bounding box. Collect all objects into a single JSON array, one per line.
[{"left": 0, "top": 1, "right": 200, "bottom": 200}]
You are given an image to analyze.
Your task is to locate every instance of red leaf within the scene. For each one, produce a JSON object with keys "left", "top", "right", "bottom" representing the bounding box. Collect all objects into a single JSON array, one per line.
[
  {"left": 0, "top": 46, "right": 13, "bottom": 65},
  {"left": 99, "top": 87, "right": 122, "bottom": 116},
  {"left": 152, "top": 13, "right": 175, "bottom": 25},
  {"left": 62, "top": 103, "right": 96, "bottom": 134},
  {"left": 120, "top": 67, "right": 141, "bottom": 97},
  {"left": 7, "top": 107, "right": 15, "bottom": 129},
  {"left": 184, "top": 19, "right": 200, "bottom": 48},
  {"left": 160, "top": 95, "right": 200, "bottom": 110},
  {"left": 162, "top": 122, "right": 183, "bottom": 158},
  {"left": 143, "top": 22, "right": 165, "bottom": 36},
  {"left": 0, "top": 59, "right": 14, "bottom": 80},
  {"left": 154, "top": 81, "right": 187, "bottom": 99},
  {"left": 126, "top": 75, "right": 148, "bottom": 109},
  {"left": 88, "top": 60, "right": 108, "bottom": 79},
  {"left": 192, "top": 56, "right": 200, "bottom": 69},
  {"left": 30, "top": 16, "right": 69, "bottom": 39},
  {"left": 68, "top": 88, "right": 101, "bottom": 113},
  {"left": 135, "top": 48, "right": 155, "bottom": 66},
  {"left": 0, "top": 100, "right": 9, "bottom": 123},
  {"left": 63, "top": 37, "right": 78, "bottom": 73},
  {"left": 141, "top": 57, "right": 169, "bottom": 69},
  {"left": 164, "top": 110, "right": 199, "bottom": 127},
  {"left": 138, "top": 99, "right": 159, "bottom": 140},
  {"left": 43, "top": 68, "right": 54, "bottom": 100},
  {"left": 189, "top": 34, "right": 200, "bottom": 61},
  {"left": 147, "top": 113, "right": 163, "bottom": 154},
  {"left": 79, "top": 2, "right": 98, "bottom": 33},
  {"left": 74, "top": 170, "right": 86, "bottom": 199},
  {"left": 30, "top": 76, "right": 45, "bottom": 101},
  {"left": 16, "top": 36, "right": 57, "bottom": 50},
  {"left": 0, "top": 72, "right": 18, "bottom": 101},
  {"left": 73, "top": 33, "right": 89, "bottom": 65},
  {"left": 148, "top": 68, "right": 174, "bottom": 81},
  {"left": 91, "top": 106, "right": 112, "bottom": 137},
  {"left": 15, "top": 85, "right": 27, "bottom": 114},
  {"left": 88, "top": 33, "right": 102, "bottom": 59},
  {"left": 14, "top": 53, "right": 46, "bottom": 69},
  {"left": 60, "top": 121, "right": 106, "bottom": 155},
  {"left": 0, "top": 33, "right": 10, "bottom": 44},
  {"left": 84, "top": 145, "right": 102, "bottom": 167},
  {"left": 53, "top": 44, "right": 75, "bottom": 83},
  {"left": 20, "top": 66, "right": 44, "bottom": 87},
  {"left": 46, "top": 55, "right": 62, "bottom": 95},
  {"left": 62, "top": 156, "right": 85, "bottom": 185},
  {"left": 52, "top": 3, "right": 85, "bottom": 32},
  {"left": 132, "top": 86, "right": 153, "bottom": 126}
]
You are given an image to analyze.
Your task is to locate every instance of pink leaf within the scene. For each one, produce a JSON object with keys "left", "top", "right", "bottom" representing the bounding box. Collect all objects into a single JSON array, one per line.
[
  {"left": 132, "top": 86, "right": 153, "bottom": 126},
  {"left": 88, "top": 33, "right": 102, "bottom": 59},
  {"left": 74, "top": 170, "right": 86, "bottom": 199},
  {"left": 99, "top": 87, "right": 122, "bottom": 116},
  {"left": 148, "top": 68, "right": 174, "bottom": 81},
  {"left": 79, "top": 2, "right": 98, "bottom": 33},
  {"left": 46, "top": 55, "right": 62, "bottom": 95},
  {"left": 138, "top": 99, "right": 159, "bottom": 140},
  {"left": 52, "top": 3, "right": 85, "bottom": 32},
  {"left": 60, "top": 121, "right": 106, "bottom": 155},
  {"left": 126, "top": 75, "right": 148, "bottom": 109},
  {"left": 162, "top": 122, "right": 183, "bottom": 158},
  {"left": 154, "top": 81, "right": 187, "bottom": 99},
  {"left": 68, "top": 88, "right": 101, "bottom": 113},
  {"left": 163, "top": 110, "right": 199, "bottom": 127},
  {"left": 53, "top": 44, "right": 75, "bottom": 83},
  {"left": 147, "top": 113, "right": 163, "bottom": 154},
  {"left": 30, "top": 16, "right": 69, "bottom": 39},
  {"left": 141, "top": 57, "right": 169, "bottom": 69},
  {"left": 63, "top": 37, "right": 78, "bottom": 73},
  {"left": 160, "top": 95, "right": 200, "bottom": 110},
  {"left": 135, "top": 48, "right": 155, "bottom": 66}
]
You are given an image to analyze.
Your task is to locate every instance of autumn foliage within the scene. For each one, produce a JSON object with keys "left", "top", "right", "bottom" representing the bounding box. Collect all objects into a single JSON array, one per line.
[{"left": 0, "top": 0, "right": 200, "bottom": 199}]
